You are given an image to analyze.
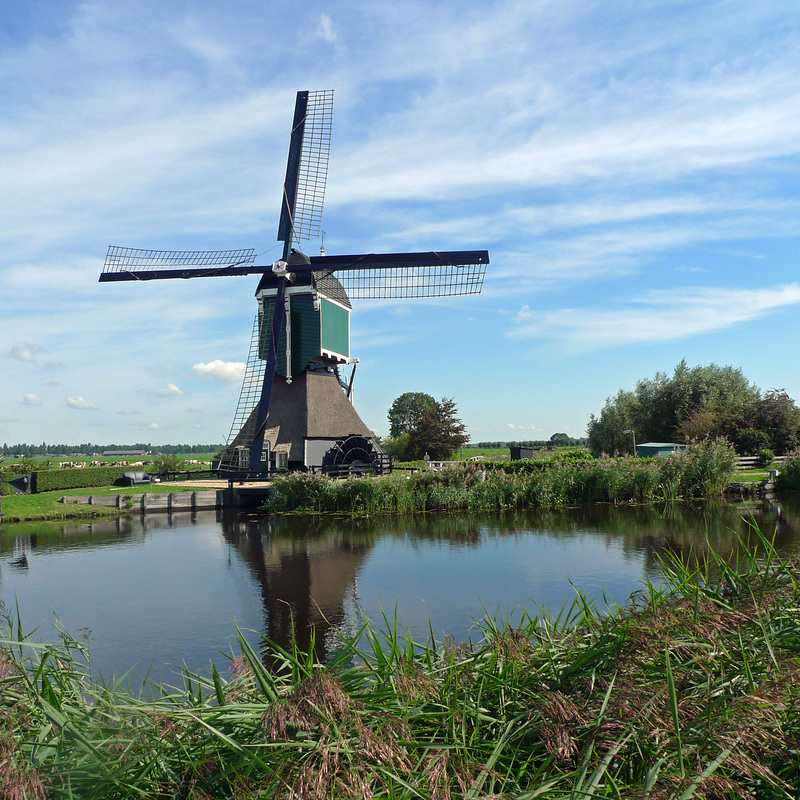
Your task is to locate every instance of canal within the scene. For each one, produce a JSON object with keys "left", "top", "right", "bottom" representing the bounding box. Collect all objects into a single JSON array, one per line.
[{"left": 1, "top": 495, "right": 799, "bottom": 688}]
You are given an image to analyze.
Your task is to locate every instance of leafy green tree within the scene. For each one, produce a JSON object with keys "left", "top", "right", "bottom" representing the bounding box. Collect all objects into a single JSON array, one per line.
[
  {"left": 381, "top": 433, "right": 412, "bottom": 462},
  {"left": 587, "top": 361, "right": 800, "bottom": 456},
  {"left": 154, "top": 453, "right": 182, "bottom": 473},
  {"left": 549, "top": 432, "right": 571, "bottom": 447},
  {"left": 753, "top": 389, "right": 800, "bottom": 454},
  {"left": 587, "top": 389, "right": 639, "bottom": 456},
  {"left": 406, "top": 397, "right": 469, "bottom": 460},
  {"left": 388, "top": 392, "right": 437, "bottom": 438}
]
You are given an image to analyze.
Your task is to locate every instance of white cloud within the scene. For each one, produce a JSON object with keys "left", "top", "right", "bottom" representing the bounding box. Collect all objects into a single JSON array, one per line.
[
  {"left": 192, "top": 360, "right": 245, "bottom": 383},
  {"left": 153, "top": 383, "right": 185, "bottom": 397},
  {"left": 317, "top": 14, "right": 345, "bottom": 51},
  {"left": 148, "top": 422, "right": 159, "bottom": 430},
  {"left": 23, "top": 394, "right": 42, "bottom": 406},
  {"left": 66, "top": 396, "right": 97, "bottom": 410},
  {"left": 507, "top": 423, "right": 541, "bottom": 430},
  {"left": 509, "top": 284, "right": 800, "bottom": 351},
  {"left": 10, "top": 341, "right": 45, "bottom": 362}
]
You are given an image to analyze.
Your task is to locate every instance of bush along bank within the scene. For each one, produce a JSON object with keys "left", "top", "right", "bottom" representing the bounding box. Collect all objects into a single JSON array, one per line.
[
  {"left": 267, "top": 439, "right": 737, "bottom": 514},
  {"left": 776, "top": 449, "right": 800, "bottom": 491},
  {"left": 2, "top": 532, "right": 799, "bottom": 798}
]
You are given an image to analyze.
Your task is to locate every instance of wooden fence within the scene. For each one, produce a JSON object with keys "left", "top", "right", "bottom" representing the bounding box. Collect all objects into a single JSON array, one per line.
[{"left": 736, "top": 455, "right": 787, "bottom": 469}]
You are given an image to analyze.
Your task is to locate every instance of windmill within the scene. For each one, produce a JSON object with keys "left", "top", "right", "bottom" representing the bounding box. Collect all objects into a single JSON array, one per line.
[{"left": 100, "top": 90, "right": 489, "bottom": 479}]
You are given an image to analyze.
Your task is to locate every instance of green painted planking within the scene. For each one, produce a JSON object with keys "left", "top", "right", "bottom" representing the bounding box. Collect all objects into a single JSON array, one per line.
[
  {"left": 320, "top": 298, "right": 349, "bottom": 358},
  {"left": 259, "top": 293, "right": 349, "bottom": 377}
]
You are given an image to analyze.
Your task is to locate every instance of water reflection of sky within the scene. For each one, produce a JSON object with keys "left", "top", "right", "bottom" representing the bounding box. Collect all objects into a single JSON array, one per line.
[
  {"left": 353, "top": 531, "right": 652, "bottom": 644},
  {"left": 1, "top": 496, "right": 799, "bottom": 687}
]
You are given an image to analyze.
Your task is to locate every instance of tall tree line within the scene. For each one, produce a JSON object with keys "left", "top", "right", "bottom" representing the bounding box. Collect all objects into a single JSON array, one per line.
[
  {"left": 1, "top": 443, "right": 224, "bottom": 457},
  {"left": 587, "top": 361, "right": 800, "bottom": 456}
]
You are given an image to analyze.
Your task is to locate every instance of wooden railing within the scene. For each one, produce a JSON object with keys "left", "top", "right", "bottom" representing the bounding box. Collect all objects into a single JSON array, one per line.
[
  {"left": 736, "top": 455, "right": 787, "bottom": 469},
  {"left": 424, "top": 460, "right": 459, "bottom": 472}
]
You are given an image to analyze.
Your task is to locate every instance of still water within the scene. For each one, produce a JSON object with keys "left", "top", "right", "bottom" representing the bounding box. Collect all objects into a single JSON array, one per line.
[{"left": 2, "top": 497, "right": 799, "bottom": 687}]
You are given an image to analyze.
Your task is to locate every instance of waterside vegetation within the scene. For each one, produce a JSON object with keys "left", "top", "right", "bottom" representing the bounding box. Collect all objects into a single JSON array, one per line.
[
  {"left": 2, "top": 530, "right": 799, "bottom": 798},
  {"left": 267, "top": 440, "right": 738, "bottom": 514}
]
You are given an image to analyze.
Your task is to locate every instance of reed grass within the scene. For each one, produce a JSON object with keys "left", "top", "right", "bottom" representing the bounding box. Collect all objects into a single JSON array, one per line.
[
  {"left": 776, "top": 449, "right": 800, "bottom": 491},
  {"left": 268, "top": 440, "right": 737, "bottom": 514},
  {"left": 2, "top": 524, "right": 799, "bottom": 799}
]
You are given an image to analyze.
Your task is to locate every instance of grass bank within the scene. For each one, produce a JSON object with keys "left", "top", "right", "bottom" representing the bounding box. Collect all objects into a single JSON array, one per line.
[
  {"left": 2, "top": 529, "right": 799, "bottom": 798},
  {"left": 0, "top": 484, "right": 216, "bottom": 523},
  {"left": 268, "top": 440, "right": 737, "bottom": 514}
]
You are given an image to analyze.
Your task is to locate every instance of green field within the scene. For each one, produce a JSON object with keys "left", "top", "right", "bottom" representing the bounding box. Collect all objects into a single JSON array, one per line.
[{"left": 0, "top": 454, "right": 218, "bottom": 523}]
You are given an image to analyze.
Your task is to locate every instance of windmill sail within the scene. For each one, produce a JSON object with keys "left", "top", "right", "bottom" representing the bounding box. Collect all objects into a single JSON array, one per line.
[
  {"left": 277, "top": 90, "right": 333, "bottom": 254},
  {"left": 309, "top": 250, "right": 489, "bottom": 299},
  {"left": 217, "top": 314, "right": 268, "bottom": 474},
  {"left": 100, "top": 246, "right": 258, "bottom": 281}
]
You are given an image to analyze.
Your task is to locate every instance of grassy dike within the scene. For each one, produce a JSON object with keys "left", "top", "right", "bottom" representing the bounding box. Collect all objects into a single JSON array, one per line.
[{"left": 2, "top": 530, "right": 799, "bottom": 798}]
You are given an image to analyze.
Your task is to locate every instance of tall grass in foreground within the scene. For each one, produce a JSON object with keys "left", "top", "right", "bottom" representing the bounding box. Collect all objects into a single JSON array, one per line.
[
  {"left": 2, "top": 528, "right": 799, "bottom": 798},
  {"left": 268, "top": 440, "right": 737, "bottom": 514}
]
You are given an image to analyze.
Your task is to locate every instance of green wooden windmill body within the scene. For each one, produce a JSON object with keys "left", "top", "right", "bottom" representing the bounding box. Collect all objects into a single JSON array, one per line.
[{"left": 257, "top": 278, "right": 352, "bottom": 379}]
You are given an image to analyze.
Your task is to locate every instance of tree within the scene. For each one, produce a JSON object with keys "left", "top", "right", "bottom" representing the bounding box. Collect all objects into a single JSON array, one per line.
[
  {"left": 406, "top": 397, "right": 469, "bottom": 460},
  {"left": 387, "top": 392, "right": 437, "bottom": 438},
  {"left": 154, "top": 452, "right": 182, "bottom": 473},
  {"left": 587, "top": 361, "right": 800, "bottom": 456},
  {"left": 753, "top": 389, "right": 800, "bottom": 454},
  {"left": 381, "top": 432, "right": 412, "bottom": 462},
  {"left": 587, "top": 388, "right": 639, "bottom": 456}
]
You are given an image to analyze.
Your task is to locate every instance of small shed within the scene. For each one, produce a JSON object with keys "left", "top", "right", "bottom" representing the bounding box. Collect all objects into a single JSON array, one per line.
[
  {"left": 510, "top": 446, "right": 535, "bottom": 461},
  {"left": 636, "top": 442, "right": 686, "bottom": 458}
]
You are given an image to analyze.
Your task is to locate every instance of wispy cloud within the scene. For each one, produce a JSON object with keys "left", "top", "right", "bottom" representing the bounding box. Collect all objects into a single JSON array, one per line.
[
  {"left": 10, "top": 342, "right": 45, "bottom": 362},
  {"left": 152, "top": 384, "right": 185, "bottom": 397},
  {"left": 23, "top": 394, "right": 42, "bottom": 406},
  {"left": 317, "top": 14, "right": 345, "bottom": 52},
  {"left": 510, "top": 284, "right": 800, "bottom": 351}
]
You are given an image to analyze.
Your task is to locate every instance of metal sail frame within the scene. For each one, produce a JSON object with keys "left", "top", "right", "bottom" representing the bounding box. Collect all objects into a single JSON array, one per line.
[{"left": 99, "top": 89, "right": 489, "bottom": 479}]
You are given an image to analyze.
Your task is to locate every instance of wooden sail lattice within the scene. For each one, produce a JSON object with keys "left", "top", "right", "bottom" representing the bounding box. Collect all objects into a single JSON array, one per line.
[
  {"left": 316, "top": 262, "right": 487, "bottom": 299},
  {"left": 291, "top": 89, "right": 333, "bottom": 243},
  {"left": 217, "top": 314, "right": 269, "bottom": 473},
  {"left": 102, "top": 247, "right": 257, "bottom": 279}
]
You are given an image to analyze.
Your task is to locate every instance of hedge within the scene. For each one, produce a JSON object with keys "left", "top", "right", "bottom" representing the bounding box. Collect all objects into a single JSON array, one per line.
[{"left": 31, "top": 466, "right": 156, "bottom": 493}]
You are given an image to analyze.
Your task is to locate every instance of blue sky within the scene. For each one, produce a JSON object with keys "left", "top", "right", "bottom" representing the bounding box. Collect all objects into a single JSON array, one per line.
[{"left": 2, "top": 0, "right": 799, "bottom": 447}]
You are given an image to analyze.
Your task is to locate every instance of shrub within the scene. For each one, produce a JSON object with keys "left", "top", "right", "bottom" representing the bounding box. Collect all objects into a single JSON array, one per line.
[
  {"left": 0, "top": 482, "right": 13, "bottom": 496},
  {"left": 776, "top": 450, "right": 800, "bottom": 491},
  {"left": 153, "top": 452, "right": 182, "bottom": 472},
  {"left": 31, "top": 466, "right": 154, "bottom": 493},
  {"left": 757, "top": 448, "right": 775, "bottom": 468}
]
